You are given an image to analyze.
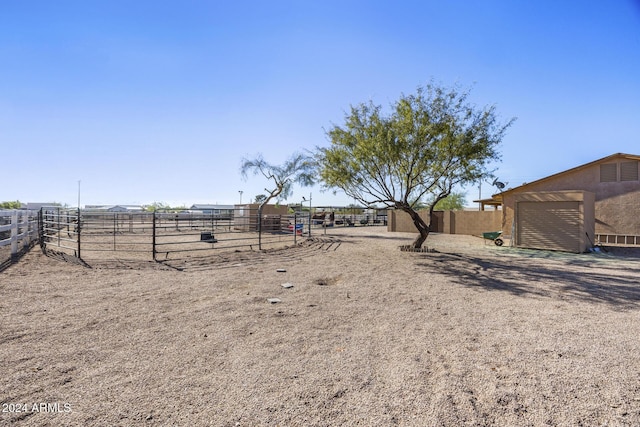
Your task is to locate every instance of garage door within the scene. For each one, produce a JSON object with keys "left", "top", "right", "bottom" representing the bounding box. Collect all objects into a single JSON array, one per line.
[{"left": 517, "top": 201, "right": 581, "bottom": 252}]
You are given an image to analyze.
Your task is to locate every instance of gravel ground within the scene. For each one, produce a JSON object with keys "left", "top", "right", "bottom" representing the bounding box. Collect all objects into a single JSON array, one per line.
[{"left": 1, "top": 227, "right": 639, "bottom": 426}]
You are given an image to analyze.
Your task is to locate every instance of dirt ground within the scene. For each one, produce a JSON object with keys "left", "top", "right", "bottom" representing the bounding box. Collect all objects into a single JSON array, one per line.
[{"left": 1, "top": 226, "right": 640, "bottom": 426}]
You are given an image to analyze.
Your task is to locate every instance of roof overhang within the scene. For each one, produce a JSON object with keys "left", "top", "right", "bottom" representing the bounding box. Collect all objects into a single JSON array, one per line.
[
  {"left": 500, "top": 152, "right": 640, "bottom": 195},
  {"left": 473, "top": 195, "right": 503, "bottom": 210}
]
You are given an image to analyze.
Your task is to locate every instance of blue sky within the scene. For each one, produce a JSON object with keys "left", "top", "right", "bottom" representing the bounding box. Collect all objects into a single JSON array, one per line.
[{"left": 2, "top": 1, "right": 639, "bottom": 208}]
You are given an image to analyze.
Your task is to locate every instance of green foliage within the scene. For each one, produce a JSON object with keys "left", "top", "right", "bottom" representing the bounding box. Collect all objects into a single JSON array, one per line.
[
  {"left": 240, "top": 152, "right": 316, "bottom": 208},
  {"left": 318, "top": 83, "right": 513, "bottom": 210},
  {"left": 289, "top": 203, "right": 310, "bottom": 213},
  {"left": 144, "top": 202, "right": 167, "bottom": 212},
  {"left": 344, "top": 204, "right": 364, "bottom": 215},
  {"left": 432, "top": 191, "right": 467, "bottom": 211},
  {"left": 143, "top": 202, "right": 186, "bottom": 212},
  {"left": 317, "top": 81, "right": 514, "bottom": 247},
  {"left": 254, "top": 194, "right": 267, "bottom": 204},
  {"left": 0, "top": 200, "right": 22, "bottom": 209}
]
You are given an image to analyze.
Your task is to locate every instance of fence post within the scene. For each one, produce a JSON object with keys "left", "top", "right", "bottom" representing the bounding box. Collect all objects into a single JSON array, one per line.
[
  {"left": 10, "top": 210, "right": 18, "bottom": 257},
  {"left": 57, "top": 207, "right": 61, "bottom": 248},
  {"left": 22, "top": 211, "right": 30, "bottom": 250},
  {"left": 77, "top": 208, "right": 81, "bottom": 259},
  {"left": 293, "top": 212, "right": 297, "bottom": 245},
  {"left": 324, "top": 211, "right": 327, "bottom": 236},
  {"left": 19, "top": 211, "right": 25, "bottom": 251},
  {"left": 152, "top": 211, "right": 157, "bottom": 261},
  {"left": 26, "top": 211, "right": 33, "bottom": 247},
  {"left": 38, "top": 209, "right": 44, "bottom": 251},
  {"left": 257, "top": 205, "right": 263, "bottom": 250}
]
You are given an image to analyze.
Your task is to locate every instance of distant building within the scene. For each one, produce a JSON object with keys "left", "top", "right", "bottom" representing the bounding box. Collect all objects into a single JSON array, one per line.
[
  {"left": 21, "top": 202, "right": 62, "bottom": 210},
  {"left": 189, "top": 204, "right": 235, "bottom": 216},
  {"left": 84, "top": 205, "right": 144, "bottom": 212}
]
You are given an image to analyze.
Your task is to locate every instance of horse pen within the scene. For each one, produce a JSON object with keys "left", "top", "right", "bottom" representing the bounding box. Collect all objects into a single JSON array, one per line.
[
  {"left": 39, "top": 207, "right": 310, "bottom": 265},
  {"left": 37, "top": 206, "right": 385, "bottom": 268}
]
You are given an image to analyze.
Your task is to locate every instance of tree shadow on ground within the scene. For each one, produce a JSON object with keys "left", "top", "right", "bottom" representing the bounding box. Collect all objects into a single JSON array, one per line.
[
  {"left": 342, "top": 233, "right": 416, "bottom": 242},
  {"left": 415, "top": 251, "right": 640, "bottom": 310},
  {"left": 601, "top": 246, "right": 640, "bottom": 259}
]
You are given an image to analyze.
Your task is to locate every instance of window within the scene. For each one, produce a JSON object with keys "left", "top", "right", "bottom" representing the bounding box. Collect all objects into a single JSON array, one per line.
[
  {"left": 620, "top": 161, "right": 639, "bottom": 181},
  {"left": 600, "top": 163, "right": 617, "bottom": 182}
]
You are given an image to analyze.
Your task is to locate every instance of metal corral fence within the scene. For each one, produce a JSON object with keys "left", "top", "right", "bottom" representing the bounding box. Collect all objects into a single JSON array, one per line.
[
  {"left": 40, "top": 206, "right": 311, "bottom": 262},
  {"left": 0, "top": 209, "right": 40, "bottom": 270},
  {"left": 310, "top": 206, "right": 388, "bottom": 229},
  {"left": 38, "top": 205, "right": 388, "bottom": 263}
]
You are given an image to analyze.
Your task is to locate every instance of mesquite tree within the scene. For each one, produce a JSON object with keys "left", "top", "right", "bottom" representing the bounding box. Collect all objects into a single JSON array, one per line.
[
  {"left": 240, "top": 152, "right": 315, "bottom": 211},
  {"left": 317, "top": 83, "right": 514, "bottom": 248}
]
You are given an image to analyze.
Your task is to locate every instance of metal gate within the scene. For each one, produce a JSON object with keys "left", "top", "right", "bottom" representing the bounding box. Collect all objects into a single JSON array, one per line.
[{"left": 40, "top": 207, "right": 81, "bottom": 257}]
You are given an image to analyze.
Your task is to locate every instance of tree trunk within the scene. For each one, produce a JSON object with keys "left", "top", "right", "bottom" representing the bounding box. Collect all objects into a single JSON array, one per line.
[{"left": 405, "top": 207, "right": 430, "bottom": 249}]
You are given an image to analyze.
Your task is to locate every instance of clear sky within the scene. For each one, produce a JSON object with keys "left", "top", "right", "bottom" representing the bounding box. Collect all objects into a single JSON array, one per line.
[{"left": 2, "top": 1, "right": 639, "bottom": 208}]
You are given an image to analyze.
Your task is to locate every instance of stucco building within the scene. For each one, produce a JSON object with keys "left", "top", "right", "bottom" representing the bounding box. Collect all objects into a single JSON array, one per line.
[
  {"left": 482, "top": 153, "right": 639, "bottom": 249},
  {"left": 388, "top": 153, "right": 639, "bottom": 252}
]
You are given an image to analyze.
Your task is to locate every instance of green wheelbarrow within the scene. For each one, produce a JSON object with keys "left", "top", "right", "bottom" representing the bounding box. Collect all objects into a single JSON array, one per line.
[{"left": 482, "top": 231, "right": 504, "bottom": 246}]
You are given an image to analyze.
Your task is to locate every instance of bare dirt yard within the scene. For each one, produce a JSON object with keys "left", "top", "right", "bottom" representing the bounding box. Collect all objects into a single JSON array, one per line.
[{"left": 1, "top": 226, "right": 640, "bottom": 426}]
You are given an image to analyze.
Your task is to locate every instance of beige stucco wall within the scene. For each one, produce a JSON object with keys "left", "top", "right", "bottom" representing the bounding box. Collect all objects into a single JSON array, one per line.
[
  {"left": 234, "top": 204, "right": 290, "bottom": 231},
  {"left": 444, "top": 210, "right": 502, "bottom": 235},
  {"left": 387, "top": 209, "right": 431, "bottom": 233},
  {"left": 387, "top": 209, "right": 502, "bottom": 236},
  {"left": 501, "top": 158, "right": 639, "bottom": 236},
  {"left": 584, "top": 191, "right": 596, "bottom": 246}
]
